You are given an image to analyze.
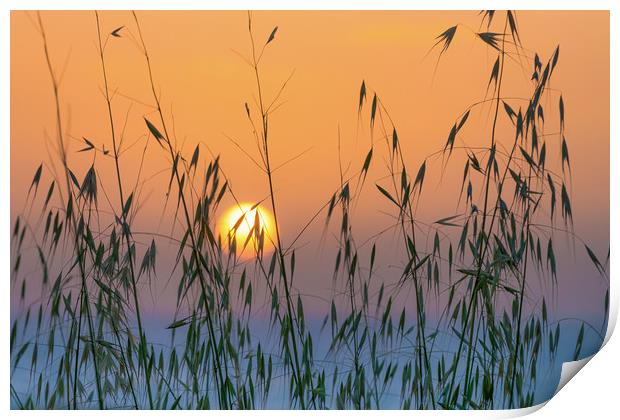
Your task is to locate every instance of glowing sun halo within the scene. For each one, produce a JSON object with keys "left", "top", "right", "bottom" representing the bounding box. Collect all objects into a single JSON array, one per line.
[{"left": 218, "top": 203, "right": 275, "bottom": 256}]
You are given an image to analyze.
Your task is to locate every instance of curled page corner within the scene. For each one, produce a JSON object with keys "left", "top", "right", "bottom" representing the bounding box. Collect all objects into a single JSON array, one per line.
[
  {"left": 497, "top": 356, "right": 596, "bottom": 418},
  {"left": 554, "top": 355, "right": 594, "bottom": 396},
  {"left": 496, "top": 401, "right": 547, "bottom": 418},
  {"left": 603, "top": 292, "right": 618, "bottom": 347}
]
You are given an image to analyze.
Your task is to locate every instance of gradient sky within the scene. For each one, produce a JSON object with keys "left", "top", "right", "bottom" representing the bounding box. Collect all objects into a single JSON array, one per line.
[{"left": 10, "top": 11, "right": 609, "bottom": 322}]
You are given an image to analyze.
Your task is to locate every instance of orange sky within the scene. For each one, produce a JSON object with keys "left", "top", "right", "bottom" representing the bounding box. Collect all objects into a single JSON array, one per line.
[{"left": 10, "top": 11, "right": 609, "bottom": 317}]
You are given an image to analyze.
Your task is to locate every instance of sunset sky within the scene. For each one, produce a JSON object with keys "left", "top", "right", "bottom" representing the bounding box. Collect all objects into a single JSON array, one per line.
[{"left": 10, "top": 10, "right": 609, "bottom": 323}]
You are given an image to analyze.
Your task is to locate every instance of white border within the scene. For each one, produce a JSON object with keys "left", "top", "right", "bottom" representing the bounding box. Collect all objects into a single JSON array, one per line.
[{"left": 2, "top": 1, "right": 616, "bottom": 419}]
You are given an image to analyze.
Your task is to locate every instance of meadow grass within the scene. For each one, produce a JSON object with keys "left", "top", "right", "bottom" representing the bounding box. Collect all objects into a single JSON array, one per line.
[{"left": 10, "top": 10, "right": 609, "bottom": 410}]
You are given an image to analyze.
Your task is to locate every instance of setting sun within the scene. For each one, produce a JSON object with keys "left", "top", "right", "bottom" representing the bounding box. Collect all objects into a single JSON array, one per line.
[{"left": 218, "top": 202, "right": 275, "bottom": 256}]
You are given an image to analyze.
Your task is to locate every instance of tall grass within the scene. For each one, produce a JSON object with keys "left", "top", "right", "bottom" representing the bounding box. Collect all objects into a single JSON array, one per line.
[{"left": 10, "top": 10, "right": 609, "bottom": 410}]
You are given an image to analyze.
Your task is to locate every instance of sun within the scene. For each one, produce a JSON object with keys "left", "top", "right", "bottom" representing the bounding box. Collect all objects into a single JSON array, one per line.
[{"left": 218, "top": 202, "right": 275, "bottom": 257}]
